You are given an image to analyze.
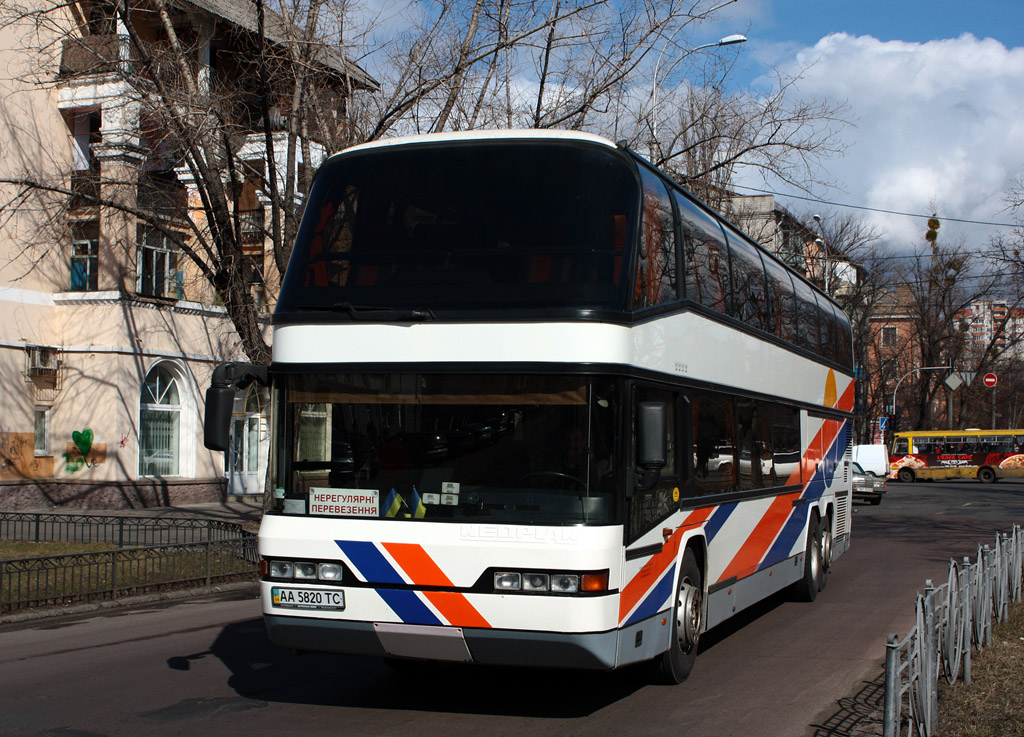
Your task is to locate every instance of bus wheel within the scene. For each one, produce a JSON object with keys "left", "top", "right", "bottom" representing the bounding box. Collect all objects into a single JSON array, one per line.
[
  {"left": 655, "top": 548, "right": 702, "bottom": 684},
  {"left": 898, "top": 468, "right": 915, "bottom": 484},
  {"left": 820, "top": 513, "right": 833, "bottom": 591},
  {"left": 978, "top": 467, "right": 997, "bottom": 483},
  {"left": 793, "top": 513, "right": 824, "bottom": 602}
]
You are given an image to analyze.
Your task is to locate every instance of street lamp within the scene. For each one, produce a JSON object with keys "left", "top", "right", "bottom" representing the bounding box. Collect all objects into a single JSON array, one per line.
[
  {"left": 648, "top": 33, "right": 747, "bottom": 162},
  {"left": 813, "top": 214, "right": 828, "bottom": 294},
  {"left": 890, "top": 365, "right": 951, "bottom": 428}
]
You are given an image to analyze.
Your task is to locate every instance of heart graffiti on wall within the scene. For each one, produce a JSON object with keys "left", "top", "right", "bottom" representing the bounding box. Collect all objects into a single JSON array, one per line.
[{"left": 63, "top": 428, "right": 107, "bottom": 473}]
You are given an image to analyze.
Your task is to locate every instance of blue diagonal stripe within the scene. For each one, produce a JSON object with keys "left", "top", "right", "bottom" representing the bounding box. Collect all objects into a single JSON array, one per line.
[
  {"left": 624, "top": 563, "right": 676, "bottom": 626},
  {"left": 761, "top": 420, "right": 849, "bottom": 569},
  {"left": 704, "top": 502, "right": 736, "bottom": 544},
  {"left": 377, "top": 589, "right": 442, "bottom": 625},
  {"left": 336, "top": 540, "right": 404, "bottom": 584}
]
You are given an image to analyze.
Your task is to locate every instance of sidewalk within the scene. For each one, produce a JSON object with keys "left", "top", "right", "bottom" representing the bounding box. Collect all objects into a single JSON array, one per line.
[{"left": 0, "top": 497, "right": 266, "bottom": 626}]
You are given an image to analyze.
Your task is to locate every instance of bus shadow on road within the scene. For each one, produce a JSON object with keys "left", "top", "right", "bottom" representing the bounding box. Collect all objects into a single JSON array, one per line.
[{"left": 176, "top": 616, "right": 649, "bottom": 717}]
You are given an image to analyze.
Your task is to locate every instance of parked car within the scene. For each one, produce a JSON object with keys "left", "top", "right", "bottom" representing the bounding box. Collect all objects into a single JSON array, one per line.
[{"left": 851, "top": 460, "right": 887, "bottom": 505}]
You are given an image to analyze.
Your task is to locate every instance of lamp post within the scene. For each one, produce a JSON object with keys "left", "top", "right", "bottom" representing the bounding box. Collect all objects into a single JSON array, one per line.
[
  {"left": 890, "top": 365, "right": 951, "bottom": 429},
  {"left": 648, "top": 33, "right": 747, "bottom": 162},
  {"left": 813, "top": 214, "right": 828, "bottom": 294}
]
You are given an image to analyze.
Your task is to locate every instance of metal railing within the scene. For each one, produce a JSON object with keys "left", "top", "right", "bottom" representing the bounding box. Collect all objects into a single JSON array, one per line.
[
  {"left": 0, "top": 512, "right": 248, "bottom": 547},
  {"left": 0, "top": 513, "right": 258, "bottom": 614},
  {"left": 883, "top": 525, "right": 1024, "bottom": 737}
]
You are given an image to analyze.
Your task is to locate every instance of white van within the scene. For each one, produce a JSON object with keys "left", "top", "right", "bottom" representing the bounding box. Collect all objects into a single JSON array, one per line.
[{"left": 853, "top": 444, "right": 890, "bottom": 477}]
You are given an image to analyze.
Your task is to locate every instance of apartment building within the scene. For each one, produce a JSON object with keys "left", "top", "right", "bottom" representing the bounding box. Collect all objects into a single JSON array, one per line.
[
  {"left": 0, "top": 0, "right": 373, "bottom": 508},
  {"left": 958, "top": 300, "right": 1024, "bottom": 359}
]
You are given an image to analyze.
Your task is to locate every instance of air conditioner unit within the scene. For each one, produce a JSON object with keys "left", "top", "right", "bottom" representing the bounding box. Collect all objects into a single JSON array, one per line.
[{"left": 26, "top": 345, "right": 60, "bottom": 377}]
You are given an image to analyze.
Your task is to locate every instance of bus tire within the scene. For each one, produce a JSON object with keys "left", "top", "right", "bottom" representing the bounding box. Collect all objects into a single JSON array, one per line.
[
  {"left": 897, "top": 468, "right": 915, "bottom": 484},
  {"left": 655, "top": 548, "right": 702, "bottom": 684},
  {"left": 793, "top": 512, "right": 825, "bottom": 602},
  {"left": 978, "top": 467, "right": 997, "bottom": 483}
]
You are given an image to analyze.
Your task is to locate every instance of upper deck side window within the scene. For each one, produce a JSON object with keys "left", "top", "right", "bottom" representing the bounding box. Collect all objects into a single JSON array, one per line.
[
  {"left": 673, "top": 190, "right": 729, "bottom": 314},
  {"left": 721, "top": 221, "right": 767, "bottom": 332},
  {"left": 763, "top": 255, "right": 797, "bottom": 343},
  {"left": 633, "top": 168, "right": 677, "bottom": 310},
  {"left": 276, "top": 141, "right": 639, "bottom": 317}
]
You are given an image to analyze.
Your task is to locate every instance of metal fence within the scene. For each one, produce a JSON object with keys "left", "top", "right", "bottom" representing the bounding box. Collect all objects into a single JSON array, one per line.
[
  {"left": 0, "top": 513, "right": 258, "bottom": 615},
  {"left": 0, "top": 512, "right": 249, "bottom": 547},
  {"left": 883, "top": 525, "right": 1024, "bottom": 737}
]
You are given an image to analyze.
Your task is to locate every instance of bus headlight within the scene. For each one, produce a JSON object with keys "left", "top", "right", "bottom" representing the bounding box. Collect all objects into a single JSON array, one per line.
[
  {"left": 318, "top": 563, "right": 344, "bottom": 581},
  {"left": 550, "top": 574, "right": 579, "bottom": 593},
  {"left": 493, "top": 572, "right": 522, "bottom": 590},
  {"left": 269, "top": 560, "right": 294, "bottom": 578},
  {"left": 490, "top": 569, "right": 607, "bottom": 594},
  {"left": 522, "top": 573, "right": 550, "bottom": 591},
  {"left": 265, "top": 559, "right": 345, "bottom": 582}
]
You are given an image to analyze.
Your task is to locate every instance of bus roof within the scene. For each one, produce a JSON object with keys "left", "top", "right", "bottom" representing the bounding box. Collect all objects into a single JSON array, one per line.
[{"left": 328, "top": 129, "right": 620, "bottom": 161}]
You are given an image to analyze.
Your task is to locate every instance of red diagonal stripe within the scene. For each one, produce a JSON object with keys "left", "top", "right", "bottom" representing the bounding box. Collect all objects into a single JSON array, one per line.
[
  {"left": 618, "top": 506, "right": 713, "bottom": 623},
  {"left": 383, "top": 542, "right": 490, "bottom": 627}
]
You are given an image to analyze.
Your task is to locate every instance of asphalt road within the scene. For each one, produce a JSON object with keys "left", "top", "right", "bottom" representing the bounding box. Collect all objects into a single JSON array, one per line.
[{"left": 2, "top": 480, "right": 1022, "bottom": 737}]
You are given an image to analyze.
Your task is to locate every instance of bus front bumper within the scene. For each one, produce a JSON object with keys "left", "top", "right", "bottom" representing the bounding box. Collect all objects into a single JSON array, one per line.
[{"left": 264, "top": 614, "right": 624, "bottom": 670}]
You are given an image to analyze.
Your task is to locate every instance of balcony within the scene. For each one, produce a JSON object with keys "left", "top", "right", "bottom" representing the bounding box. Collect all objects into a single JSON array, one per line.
[
  {"left": 138, "top": 172, "right": 188, "bottom": 223},
  {"left": 239, "top": 209, "right": 265, "bottom": 254},
  {"left": 59, "top": 34, "right": 125, "bottom": 77}
]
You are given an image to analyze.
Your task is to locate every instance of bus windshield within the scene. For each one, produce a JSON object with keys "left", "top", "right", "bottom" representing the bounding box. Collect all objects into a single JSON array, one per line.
[
  {"left": 274, "top": 373, "right": 622, "bottom": 525},
  {"left": 275, "top": 141, "right": 638, "bottom": 317}
]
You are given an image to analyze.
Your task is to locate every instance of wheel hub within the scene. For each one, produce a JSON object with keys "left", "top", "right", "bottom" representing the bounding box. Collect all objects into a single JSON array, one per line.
[{"left": 676, "top": 578, "right": 702, "bottom": 649}]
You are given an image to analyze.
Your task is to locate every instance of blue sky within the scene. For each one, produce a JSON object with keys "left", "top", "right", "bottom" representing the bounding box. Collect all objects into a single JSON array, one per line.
[
  {"left": 745, "top": 0, "right": 1024, "bottom": 47},
  {"left": 709, "top": 1, "right": 1024, "bottom": 249}
]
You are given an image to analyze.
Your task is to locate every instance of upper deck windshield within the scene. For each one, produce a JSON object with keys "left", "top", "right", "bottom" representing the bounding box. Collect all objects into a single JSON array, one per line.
[
  {"left": 274, "top": 373, "right": 621, "bottom": 525},
  {"left": 275, "top": 140, "right": 639, "bottom": 319}
]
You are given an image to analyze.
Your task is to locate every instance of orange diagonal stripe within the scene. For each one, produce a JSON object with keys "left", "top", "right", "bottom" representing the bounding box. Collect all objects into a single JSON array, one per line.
[
  {"left": 423, "top": 592, "right": 491, "bottom": 629},
  {"left": 382, "top": 542, "right": 453, "bottom": 586},
  {"left": 718, "top": 491, "right": 801, "bottom": 582}
]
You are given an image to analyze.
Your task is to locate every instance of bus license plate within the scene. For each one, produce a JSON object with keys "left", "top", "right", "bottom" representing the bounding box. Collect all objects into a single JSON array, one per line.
[{"left": 271, "top": 587, "right": 345, "bottom": 611}]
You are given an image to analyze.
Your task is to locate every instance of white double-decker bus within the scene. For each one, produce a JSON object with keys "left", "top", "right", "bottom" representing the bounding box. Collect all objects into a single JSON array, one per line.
[{"left": 205, "top": 130, "right": 854, "bottom": 683}]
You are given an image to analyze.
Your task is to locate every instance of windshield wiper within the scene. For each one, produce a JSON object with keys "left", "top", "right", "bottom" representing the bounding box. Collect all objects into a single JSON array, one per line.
[{"left": 300, "top": 302, "right": 437, "bottom": 321}]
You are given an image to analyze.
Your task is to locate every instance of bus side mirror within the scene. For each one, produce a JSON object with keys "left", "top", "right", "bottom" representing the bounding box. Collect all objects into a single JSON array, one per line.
[
  {"left": 204, "top": 386, "right": 235, "bottom": 451},
  {"left": 203, "top": 363, "right": 269, "bottom": 451},
  {"left": 635, "top": 401, "right": 667, "bottom": 492}
]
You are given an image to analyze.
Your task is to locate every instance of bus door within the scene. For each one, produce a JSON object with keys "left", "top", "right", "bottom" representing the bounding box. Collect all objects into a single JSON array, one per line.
[{"left": 626, "top": 384, "right": 682, "bottom": 547}]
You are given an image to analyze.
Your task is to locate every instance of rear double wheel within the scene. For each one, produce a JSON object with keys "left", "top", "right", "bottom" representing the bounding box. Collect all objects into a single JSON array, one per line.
[
  {"left": 793, "top": 511, "right": 830, "bottom": 602},
  {"left": 655, "top": 548, "right": 703, "bottom": 684}
]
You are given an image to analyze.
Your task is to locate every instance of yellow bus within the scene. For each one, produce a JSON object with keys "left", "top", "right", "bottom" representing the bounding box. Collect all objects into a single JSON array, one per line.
[{"left": 889, "top": 430, "right": 1024, "bottom": 483}]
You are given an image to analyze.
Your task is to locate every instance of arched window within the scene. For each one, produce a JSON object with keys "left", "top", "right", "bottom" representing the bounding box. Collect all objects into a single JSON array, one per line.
[{"left": 139, "top": 364, "right": 181, "bottom": 476}]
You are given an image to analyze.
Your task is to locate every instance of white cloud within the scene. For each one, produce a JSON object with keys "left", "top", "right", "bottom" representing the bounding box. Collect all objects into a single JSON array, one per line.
[{"left": 770, "top": 33, "right": 1024, "bottom": 248}]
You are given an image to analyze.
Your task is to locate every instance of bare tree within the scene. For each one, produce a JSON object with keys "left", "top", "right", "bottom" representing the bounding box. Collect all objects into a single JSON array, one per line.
[
  {"left": 639, "top": 63, "right": 849, "bottom": 209},
  {"left": 0, "top": 0, "right": 380, "bottom": 365},
  {"left": 886, "top": 218, "right": 1004, "bottom": 430},
  {"left": 1, "top": 0, "right": 854, "bottom": 368}
]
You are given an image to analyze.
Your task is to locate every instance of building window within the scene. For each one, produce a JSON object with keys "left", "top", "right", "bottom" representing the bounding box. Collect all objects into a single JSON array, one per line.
[
  {"left": 34, "top": 408, "right": 50, "bottom": 456},
  {"left": 139, "top": 364, "right": 180, "bottom": 476},
  {"left": 138, "top": 226, "right": 182, "bottom": 299},
  {"left": 70, "top": 222, "right": 100, "bottom": 291},
  {"left": 881, "top": 325, "right": 898, "bottom": 348}
]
